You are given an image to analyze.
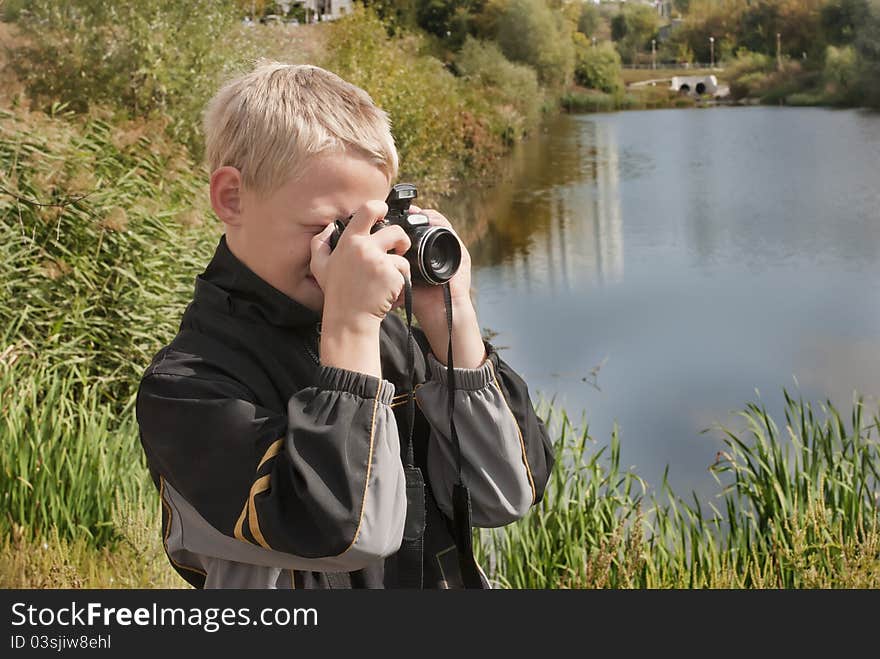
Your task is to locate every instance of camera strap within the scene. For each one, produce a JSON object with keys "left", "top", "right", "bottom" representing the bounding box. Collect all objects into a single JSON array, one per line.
[
  {"left": 442, "top": 283, "right": 484, "bottom": 589},
  {"left": 396, "top": 280, "right": 425, "bottom": 589},
  {"left": 399, "top": 280, "right": 483, "bottom": 589}
]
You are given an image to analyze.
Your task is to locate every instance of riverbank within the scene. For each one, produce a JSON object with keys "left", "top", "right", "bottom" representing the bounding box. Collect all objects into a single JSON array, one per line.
[
  {"left": 3, "top": 393, "right": 878, "bottom": 588},
  {"left": 2, "top": 6, "right": 878, "bottom": 589},
  {"left": 2, "top": 105, "right": 879, "bottom": 588}
]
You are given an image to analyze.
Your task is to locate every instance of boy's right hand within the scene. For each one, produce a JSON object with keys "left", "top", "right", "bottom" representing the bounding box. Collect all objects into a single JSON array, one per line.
[{"left": 310, "top": 200, "right": 411, "bottom": 378}]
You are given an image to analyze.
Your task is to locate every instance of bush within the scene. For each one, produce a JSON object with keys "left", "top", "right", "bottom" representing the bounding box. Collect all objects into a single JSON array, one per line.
[
  {"left": 823, "top": 45, "right": 861, "bottom": 103},
  {"left": 574, "top": 37, "right": 624, "bottom": 95},
  {"left": 494, "top": 0, "right": 575, "bottom": 88},
  {"left": 323, "top": 7, "right": 509, "bottom": 187},
  {"left": 560, "top": 89, "right": 618, "bottom": 113},
  {"left": 0, "top": 105, "right": 220, "bottom": 546},
  {"left": 8, "top": 0, "right": 243, "bottom": 156},
  {"left": 856, "top": 0, "right": 880, "bottom": 108},
  {"left": 726, "top": 49, "right": 774, "bottom": 99},
  {"left": 610, "top": 3, "right": 659, "bottom": 64},
  {"left": 454, "top": 37, "right": 543, "bottom": 141}
]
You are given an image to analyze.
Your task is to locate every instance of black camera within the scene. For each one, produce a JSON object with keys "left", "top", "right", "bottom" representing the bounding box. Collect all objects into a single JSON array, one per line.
[{"left": 328, "top": 183, "right": 461, "bottom": 286}]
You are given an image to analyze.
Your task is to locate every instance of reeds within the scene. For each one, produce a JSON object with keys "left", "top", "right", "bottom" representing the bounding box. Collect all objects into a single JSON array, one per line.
[
  {"left": 0, "top": 106, "right": 219, "bottom": 411},
  {"left": 477, "top": 395, "right": 880, "bottom": 589},
  {"left": 0, "top": 360, "right": 152, "bottom": 545}
]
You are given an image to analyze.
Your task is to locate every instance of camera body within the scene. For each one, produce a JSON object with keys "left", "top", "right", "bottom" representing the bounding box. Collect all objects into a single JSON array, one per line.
[{"left": 328, "top": 183, "right": 461, "bottom": 286}]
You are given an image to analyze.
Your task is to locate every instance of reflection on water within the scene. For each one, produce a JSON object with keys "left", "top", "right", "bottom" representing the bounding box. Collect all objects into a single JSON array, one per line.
[
  {"left": 439, "top": 107, "right": 880, "bottom": 500},
  {"left": 443, "top": 116, "right": 625, "bottom": 290}
]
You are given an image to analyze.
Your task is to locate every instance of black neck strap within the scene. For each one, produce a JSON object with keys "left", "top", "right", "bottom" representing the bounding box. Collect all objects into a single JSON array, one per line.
[{"left": 402, "top": 280, "right": 483, "bottom": 588}]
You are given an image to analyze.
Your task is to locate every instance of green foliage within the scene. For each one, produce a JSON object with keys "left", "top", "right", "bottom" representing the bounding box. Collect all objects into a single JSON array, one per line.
[
  {"left": 0, "top": 107, "right": 219, "bottom": 408},
  {"left": 823, "top": 45, "right": 860, "bottom": 102},
  {"left": 477, "top": 395, "right": 880, "bottom": 589},
  {"left": 855, "top": 0, "right": 880, "bottom": 107},
  {"left": 454, "top": 37, "right": 543, "bottom": 141},
  {"left": 821, "top": 0, "right": 871, "bottom": 45},
  {"left": 726, "top": 48, "right": 774, "bottom": 99},
  {"left": 577, "top": 1, "right": 601, "bottom": 38},
  {"left": 610, "top": 3, "right": 659, "bottom": 64},
  {"left": 322, "top": 6, "right": 506, "bottom": 188},
  {"left": 416, "top": 0, "right": 475, "bottom": 45},
  {"left": 0, "top": 360, "right": 152, "bottom": 545},
  {"left": 8, "top": 0, "right": 243, "bottom": 156},
  {"left": 494, "top": 0, "right": 575, "bottom": 88},
  {"left": 573, "top": 37, "right": 623, "bottom": 95},
  {"left": 0, "top": 0, "right": 28, "bottom": 20},
  {"left": 359, "top": 0, "right": 420, "bottom": 33}
]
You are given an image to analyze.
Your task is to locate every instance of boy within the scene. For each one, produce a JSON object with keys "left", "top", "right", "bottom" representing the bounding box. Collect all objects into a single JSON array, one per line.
[{"left": 136, "top": 61, "right": 554, "bottom": 589}]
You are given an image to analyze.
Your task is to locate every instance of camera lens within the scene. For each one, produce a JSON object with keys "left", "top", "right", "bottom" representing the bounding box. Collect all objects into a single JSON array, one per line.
[{"left": 418, "top": 227, "right": 461, "bottom": 285}]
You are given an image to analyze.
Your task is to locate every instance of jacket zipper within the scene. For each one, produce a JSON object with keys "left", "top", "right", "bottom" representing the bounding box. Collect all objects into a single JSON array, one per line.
[{"left": 304, "top": 322, "right": 321, "bottom": 364}]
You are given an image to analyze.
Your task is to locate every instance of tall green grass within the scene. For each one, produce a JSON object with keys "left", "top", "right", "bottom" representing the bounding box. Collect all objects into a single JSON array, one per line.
[
  {"left": 1, "top": 104, "right": 216, "bottom": 544},
  {"left": 0, "top": 105, "right": 219, "bottom": 409},
  {"left": 0, "top": 360, "right": 151, "bottom": 545},
  {"left": 477, "top": 393, "right": 880, "bottom": 588}
]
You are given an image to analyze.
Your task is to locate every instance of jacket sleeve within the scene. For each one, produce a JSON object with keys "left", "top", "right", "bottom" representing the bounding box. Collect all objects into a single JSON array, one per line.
[
  {"left": 136, "top": 361, "right": 406, "bottom": 573},
  {"left": 414, "top": 342, "right": 556, "bottom": 528}
]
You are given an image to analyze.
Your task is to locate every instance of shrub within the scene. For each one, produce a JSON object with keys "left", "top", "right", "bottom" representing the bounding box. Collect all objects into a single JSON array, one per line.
[
  {"left": 823, "top": 45, "right": 861, "bottom": 103},
  {"left": 574, "top": 37, "right": 624, "bottom": 95},
  {"left": 454, "top": 37, "right": 543, "bottom": 141},
  {"left": 610, "top": 3, "right": 659, "bottom": 65},
  {"left": 726, "top": 49, "right": 774, "bottom": 99},
  {"left": 494, "top": 0, "right": 575, "bottom": 89},
  {"left": 8, "top": 0, "right": 243, "bottom": 156},
  {"left": 855, "top": 0, "right": 880, "bottom": 108},
  {"left": 323, "top": 7, "right": 507, "bottom": 187},
  {"left": 560, "top": 89, "right": 618, "bottom": 113}
]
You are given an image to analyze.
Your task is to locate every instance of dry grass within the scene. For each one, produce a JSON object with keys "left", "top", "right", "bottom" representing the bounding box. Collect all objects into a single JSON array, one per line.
[
  {"left": 0, "top": 21, "right": 27, "bottom": 106},
  {"left": 0, "top": 500, "right": 185, "bottom": 589}
]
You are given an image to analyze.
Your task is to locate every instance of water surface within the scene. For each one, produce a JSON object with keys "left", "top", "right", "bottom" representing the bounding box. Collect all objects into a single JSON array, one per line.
[{"left": 445, "top": 107, "right": 880, "bottom": 499}]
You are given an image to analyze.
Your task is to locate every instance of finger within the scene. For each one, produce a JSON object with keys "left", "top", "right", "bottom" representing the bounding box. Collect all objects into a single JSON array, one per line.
[
  {"left": 422, "top": 209, "right": 453, "bottom": 230},
  {"left": 373, "top": 224, "right": 411, "bottom": 255},
  {"left": 391, "top": 288, "right": 406, "bottom": 310},
  {"left": 309, "top": 222, "right": 335, "bottom": 275},
  {"left": 389, "top": 254, "right": 411, "bottom": 284},
  {"left": 408, "top": 204, "right": 422, "bottom": 213},
  {"left": 347, "top": 199, "right": 388, "bottom": 236}
]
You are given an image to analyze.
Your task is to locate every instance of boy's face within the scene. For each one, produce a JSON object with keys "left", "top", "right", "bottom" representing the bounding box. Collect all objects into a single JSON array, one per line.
[{"left": 232, "top": 151, "right": 391, "bottom": 313}]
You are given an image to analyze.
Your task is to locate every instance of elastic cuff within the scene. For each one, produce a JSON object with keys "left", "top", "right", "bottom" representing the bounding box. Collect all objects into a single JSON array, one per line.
[
  {"left": 316, "top": 365, "right": 395, "bottom": 404},
  {"left": 425, "top": 351, "right": 494, "bottom": 391}
]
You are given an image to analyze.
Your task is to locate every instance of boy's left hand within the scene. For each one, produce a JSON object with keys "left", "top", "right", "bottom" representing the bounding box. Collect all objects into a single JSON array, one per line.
[
  {"left": 403, "top": 206, "right": 473, "bottom": 320},
  {"left": 400, "top": 206, "right": 487, "bottom": 369}
]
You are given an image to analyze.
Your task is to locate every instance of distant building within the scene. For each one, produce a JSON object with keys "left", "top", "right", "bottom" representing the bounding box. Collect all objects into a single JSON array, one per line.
[{"left": 292, "top": 0, "right": 352, "bottom": 22}]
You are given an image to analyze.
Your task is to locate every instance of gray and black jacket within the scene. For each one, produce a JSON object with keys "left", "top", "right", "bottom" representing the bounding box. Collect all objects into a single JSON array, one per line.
[{"left": 136, "top": 235, "right": 555, "bottom": 589}]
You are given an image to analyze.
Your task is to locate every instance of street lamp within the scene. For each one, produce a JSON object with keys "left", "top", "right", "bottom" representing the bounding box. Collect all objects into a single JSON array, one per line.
[
  {"left": 776, "top": 32, "right": 782, "bottom": 70},
  {"left": 709, "top": 36, "right": 715, "bottom": 69},
  {"left": 652, "top": 39, "right": 656, "bottom": 70}
]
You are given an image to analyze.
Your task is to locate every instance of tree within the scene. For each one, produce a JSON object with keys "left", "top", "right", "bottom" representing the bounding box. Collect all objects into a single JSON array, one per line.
[
  {"left": 577, "top": 2, "right": 600, "bottom": 38},
  {"left": 821, "top": 0, "right": 870, "bottom": 45},
  {"left": 611, "top": 4, "right": 660, "bottom": 64},
  {"left": 495, "top": 0, "right": 574, "bottom": 88},
  {"left": 855, "top": 0, "right": 880, "bottom": 106},
  {"left": 573, "top": 34, "right": 623, "bottom": 94}
]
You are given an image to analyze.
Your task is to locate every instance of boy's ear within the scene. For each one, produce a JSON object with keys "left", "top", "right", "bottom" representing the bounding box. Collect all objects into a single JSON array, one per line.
[{"left": 210, "top": 166, "right": 243, "bottom": 227}]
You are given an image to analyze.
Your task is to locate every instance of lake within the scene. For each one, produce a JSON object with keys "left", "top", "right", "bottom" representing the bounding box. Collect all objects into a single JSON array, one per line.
[{"left": 445, "top": 106, "right": 880, "bottom": 501}]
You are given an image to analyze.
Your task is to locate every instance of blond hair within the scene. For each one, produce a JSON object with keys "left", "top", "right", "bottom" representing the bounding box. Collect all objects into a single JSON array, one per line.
[{"left": 203, "top": 61, "right": 398, "bottom": 194}]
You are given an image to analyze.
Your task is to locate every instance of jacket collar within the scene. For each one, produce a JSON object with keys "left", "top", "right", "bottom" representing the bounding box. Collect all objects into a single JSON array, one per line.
[{"left": 194, "top": 235, "right": 321, "bottom": 329}]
